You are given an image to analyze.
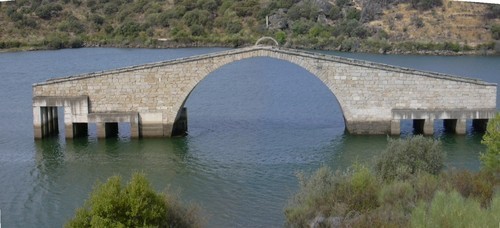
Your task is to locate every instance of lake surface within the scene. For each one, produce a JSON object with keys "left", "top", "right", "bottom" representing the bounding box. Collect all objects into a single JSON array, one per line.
[{"left": 0, "top": 48, "right": 498, "bottom": 227}]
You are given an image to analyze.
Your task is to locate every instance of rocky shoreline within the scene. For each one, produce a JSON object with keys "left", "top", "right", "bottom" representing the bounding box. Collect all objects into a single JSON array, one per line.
[{"left": 1, "top": 41, "right": 498, "bottom": 56}]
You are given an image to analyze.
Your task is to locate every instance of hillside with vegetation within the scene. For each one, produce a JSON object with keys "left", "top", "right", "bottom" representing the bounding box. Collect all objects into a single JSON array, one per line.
[{"left": 1, "top": 0, "right": 500, "bottom": 54}]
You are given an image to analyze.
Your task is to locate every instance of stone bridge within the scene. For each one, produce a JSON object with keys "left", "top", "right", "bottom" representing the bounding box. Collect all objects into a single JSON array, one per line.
[{"left": 32, "top": 46, "right": 497, "bottom": 139}]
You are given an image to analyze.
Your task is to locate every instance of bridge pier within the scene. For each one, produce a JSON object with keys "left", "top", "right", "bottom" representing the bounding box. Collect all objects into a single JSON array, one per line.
[
  {"left": 89, "top": 112, "right": 140, "bottom": 139},
  {"left": 456, "top": 119, "right": 467, "bottom": 135},
  {"left": 346, "top": 121, "right": 391, "bottom": 134},
  {"left": 390, "top": 120, "right": 401, "bottom": 135},
  {"left": 64, "top": 124, "right": 73, "bottom": 138},
  {"left": 51, "top": 107, "right": 59, "bottom": 135},
  {"left": 34, "top": 106, "right": 60, "bottom": 138},
  {"left": 64, "top": 106, "right": 89, "bottom": 139},
  {"left": 172, "top": 107, "right": 188, "bottom": 137},
  {"left": 139, "top": 113, "right": 164, "bottom": 137}
]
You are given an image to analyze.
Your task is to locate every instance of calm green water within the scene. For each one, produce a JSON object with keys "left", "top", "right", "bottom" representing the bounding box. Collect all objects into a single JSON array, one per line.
[{"left": 0, "top": 48, "right": 498, "bottom": 227}]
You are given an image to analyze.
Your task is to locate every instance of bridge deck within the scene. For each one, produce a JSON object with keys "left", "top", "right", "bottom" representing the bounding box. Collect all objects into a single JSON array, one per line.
[{"left": 34, "top": 46, "right": 496, "bottom": 87}]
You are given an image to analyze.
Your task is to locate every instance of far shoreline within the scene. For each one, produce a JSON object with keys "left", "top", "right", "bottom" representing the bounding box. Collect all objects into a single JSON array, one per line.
[{"left": 1, "top": 41, "right": 499, "bottom": 57}]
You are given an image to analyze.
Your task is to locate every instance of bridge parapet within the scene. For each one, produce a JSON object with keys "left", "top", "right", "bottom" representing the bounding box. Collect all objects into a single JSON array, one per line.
[{"left": 35, "top": 46, "right": 496, "bottom": 87}]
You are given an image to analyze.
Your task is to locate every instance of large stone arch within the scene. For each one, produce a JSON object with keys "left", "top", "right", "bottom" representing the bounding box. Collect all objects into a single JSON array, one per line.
[
  {"left": 32, "top": 46, "right": 497, "bottom": 138},
  {"left": 169, "top": 54, "right": 349, "bottom": 136}
]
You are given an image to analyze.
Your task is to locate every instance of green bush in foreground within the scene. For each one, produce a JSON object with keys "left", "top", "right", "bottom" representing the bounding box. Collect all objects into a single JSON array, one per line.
[
  {"left": 376, "top": 135, "right": 445, "bottom": 182},
  {"left": 441, "top": 169, "right": 496, "bottom": 207},
  {"left": 480, "top": 113, "right": 500, "bottom": 172},
  {"left": 411, "top": 191, "right": 500, "bottom": 228},
  {"left": 284, "top": 164, "right": 379, "bottom": 227},
  {"left": 285, "top": 135, "right": 499, "bottom": 227},
  {"left": 66, "top": 173, "right": 199, "bottom": 228}
]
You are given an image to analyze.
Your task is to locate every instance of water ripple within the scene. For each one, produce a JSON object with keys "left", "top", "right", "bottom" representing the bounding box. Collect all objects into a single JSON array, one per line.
[{"left": 1, "top": 49, "right": 497, "bottom": 228}]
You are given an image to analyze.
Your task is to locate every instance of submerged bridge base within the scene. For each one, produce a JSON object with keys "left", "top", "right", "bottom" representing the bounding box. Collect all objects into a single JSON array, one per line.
[
  {"left": 33, "top": 96, "right": 188, "bottom": 139},
  {"left": 390, "top": 109, "right": 495, "bottom": 135},
  {"left": 33, "top": 96, "right": 495, "bottom": 139}
]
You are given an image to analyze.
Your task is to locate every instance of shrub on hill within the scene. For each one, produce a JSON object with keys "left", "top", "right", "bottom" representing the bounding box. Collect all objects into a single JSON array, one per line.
[
  {"left": 411, "top": 0, "right": 443, "bottom": 11},
  {"left": 35, "top": 3, "right": 63, "bottom": 20},
  {"left": 491, "top": 25, "right": 500, "bottom": 40}
]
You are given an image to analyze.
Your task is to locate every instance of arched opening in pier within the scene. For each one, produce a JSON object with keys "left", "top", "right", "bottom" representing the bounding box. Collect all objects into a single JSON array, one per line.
[{"left": 180, "top": 56, "right": 345, "bottom": 143}]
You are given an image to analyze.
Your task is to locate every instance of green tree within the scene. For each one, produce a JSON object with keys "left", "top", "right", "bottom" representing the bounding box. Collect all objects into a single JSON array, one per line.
[
  {"left": 291, "top": 19, "right": 313, "bottom": 35},
  {"left": 6, "top": 7, "right": 23, "bottom": 22},
  {"left": 103, "top": 2, "right": 119, "bottom": 15},
  {"left": 224, "top": 20, "right": 242, "bottom": 34},
  {"left": 58, "top": 16, "right": 85, "bottom": 34},
  {"left": 285, "top": 164, "right": 379, "bottom": 227},
  {"left": 178, "top": 0, "right": 198, "bottom": 11},
  {"left": 277, "top": 0, "right": 296, "bottom": 8},
  {"left": 411, "top": 191, "right": 500, "bottom": 228},
  {"left": 66, "top": 172, "right": 199, "bottom": 228},
  {"left": 35, "top": 3, "right": 63, "bottom": 20},
  {"left": 199, "top": 0, "right": 218, "bottom": 12},
  {"left": 89, "top": 14, "right": 105, "bottom": 26},
  {"left": 480, "top": 113, "right": 500, "bottom": 172},
  {"left": 43, "top": 34, "right": 68, "bottom": 50},
  {"left": 336, "top": 0, "right": 351, "bottom": 7},
  {"left": 486, "top": 5, "right": 500, "bottom": 19},
  {"left": 190, "top": 24, "right": 205, "bottom": 36},
  {"left": 287, "top": 1, "right": 320, "bottom": 21},
  {"left": 411, "top": 0, "right": 443, "bottom": 11},
  {"left": 231, "top": 0, "right": 259, "bottom": 17},
  {"left": 491, "top": 24, "right": 500, "bottom": 40},
  {"left": 345, "top": 7, "right": 361, "bottom": 20},
  {"left": 327, "top": 6, "right": 342, "bottom": 20},
  {"left": 182, "top": 9, "right": 211, "bottom": 27},
  {"left": 115, "top": 21, "right": 143, "bottom": 37},
  {"left": 308, "top": 24, "right": 324, "bottom": 38},
  {"left": 16, "top": 17, "right": 38, "bottom": 29},
  {"left": 276, "top": 31, "right": 287, "bottom": 45},
  {"left": 375, "top": 135, "right": 445, "bottom": 182}
]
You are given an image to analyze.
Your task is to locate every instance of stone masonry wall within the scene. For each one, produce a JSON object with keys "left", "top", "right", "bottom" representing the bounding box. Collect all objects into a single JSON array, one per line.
[{"left": 32, "top": 46, "right": 497, "bottom": 136}]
